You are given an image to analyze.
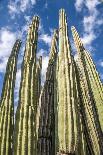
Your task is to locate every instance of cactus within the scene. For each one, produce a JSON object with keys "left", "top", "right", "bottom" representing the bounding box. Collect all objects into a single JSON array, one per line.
[
  {"left": 14, "top": 16, "right": 39, "bottom": 155},
  {"left": 37, "top": 30, "right": 58, "bottom": 155},
  {"left": 71, "top": 26, "right": 103, "bottom": 154},
  {"left": 84, "top": 51, "right": 103, "bottom": 130},
  {"left": 55, "top": 9, "right": 83, "bottom": 155},
  {"left": 0, "top": 40, "right": 21, "bottom": 155}
]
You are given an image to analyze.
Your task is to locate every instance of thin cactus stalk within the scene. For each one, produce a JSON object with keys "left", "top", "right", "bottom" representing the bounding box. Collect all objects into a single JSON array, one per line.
[
  {"left": 71, "top": 26, "right": 103, "bottom": 154},
  {"left": 14, "top": 16, "right": 39, "bottom": 155},
  {"left": 0, "top": 40, "right": 21, "bottom": 155}
]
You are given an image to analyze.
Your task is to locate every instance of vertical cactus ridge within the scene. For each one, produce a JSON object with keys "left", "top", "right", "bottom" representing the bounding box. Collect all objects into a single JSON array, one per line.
[
  {"left": 72, "top": 59, "right": 89, "bottom": 155},
  {"left": 56, "top": 9, "right": 82, "bottom": 154},
  {"left": 49, "top": 29, "right": 58, "bottom": 63},
  {"left": 0, "top": 40, "right": 21, "bottom": 155},
  {"left": 71, "top": 26, "right": 103, "bottom": 154},
  {"left": 84, "top": 51, "right": 103, "bottom": 97},
  {"left": 34, "top": 56, "right": 42, "bottom": 153},
  {"left": 84, "top": 51, "right": 103, "bottom": 131},
  {"left": 37, "top": 30, "right": 58, "bottom": 155},
  {"left": 35, "top": 56, "right": 42, "bottom": 102},
  {"left": 14, "top": 16, "right": 39, "bottom": 155}
]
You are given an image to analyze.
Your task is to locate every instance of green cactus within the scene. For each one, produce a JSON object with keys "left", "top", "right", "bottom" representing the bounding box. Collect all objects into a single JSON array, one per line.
[
  {"left": 14, "top": 16, "right": 39, "bottom": 155},
  {"left": 71, "top": 26, "right": 103, "bottom": 154},
  {"left": 36, "top": 30, "right": 58, "bottom": 155},
  {"left": 84, "top": 51, "right": 103, "bottom": 130},
  {"left": 0, "top": 40, "right": 21, "bottom": 155},
  {"left": 54, "top": 9, "right": 83, "bottom": 155}
]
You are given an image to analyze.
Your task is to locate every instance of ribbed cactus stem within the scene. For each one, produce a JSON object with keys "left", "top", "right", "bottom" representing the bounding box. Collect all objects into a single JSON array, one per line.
[
  {"left": 71, "top": 26, "right": 103, "bottom": 154},
  {"left": 84, "top": 51, "right": 103, "bottom": 99},
  {"left": 84, "top": 51, "right": 103, "bottom": 131},
  {"left": 49, "top": 30, "right": 58, "bottom": 62},
  {"left": 55, "top": 9, "right": 81, "bottom": 154},
  {"left": 35, "top": 56, "right": 42, "bottom": 102},
  {"left": 14, "top": 16, "right": 39, "bottom": 155},
  {"left": 0, "top": 40, "right": 21, "bottom": 155},
  {"left": 28, "top": 106, "right": 34, "bottom": 155},
  {"left": 37, "top": 29, "right": 58, "bottom": 155}
]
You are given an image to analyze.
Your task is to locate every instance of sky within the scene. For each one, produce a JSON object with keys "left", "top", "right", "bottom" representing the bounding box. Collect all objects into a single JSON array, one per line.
[{"left": 0, "top": 0, "right": 103, "bottom": 111}]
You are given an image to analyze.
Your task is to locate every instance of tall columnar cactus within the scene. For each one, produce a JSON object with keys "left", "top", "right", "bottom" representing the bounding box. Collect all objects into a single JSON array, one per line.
[
  {"left": 14, "top": 16, "right": 39, "bottom": 155},
  {"left": 55, "top": 9, "right": 83, "bottom": 155},
  {"left": 37, "top": 30, "right": 58, "bottom": 155},
  {"left": 0, "top": 40, "right": 21, "bottom": 155},
  {"left": 71, "top": 26, "right": 103, "bottom": 154}
]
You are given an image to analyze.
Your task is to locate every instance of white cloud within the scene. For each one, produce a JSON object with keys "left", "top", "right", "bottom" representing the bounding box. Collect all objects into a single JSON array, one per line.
[
  {"left": 38, "top": 26, "right": 54, "bottom": 84},
  {"left": 0, "top": 58, "right": 8, "bottom": 72},
  {"left": 18, "top": 24, "right": 28, "bottom": 38},
  {"left": 75, "top": 0, "right": 103, "bottom": 51},
  {"left": 20, "top": 0, "right": 29, "bottom": 12},
  {"left": 15, "top": 69, "right": 21, "bottom": 93},
  {"left": 39, "top": 21, "right": 44, "bottom": 33},
  {"left": 31, "top": 0, "right": 36, "bottom": 5},
  {"left": 75, "top": 0, "right": 84, "bottom": 12},
  {"left": 14, "top": 105, "right": 17, "bottom": 116},
  {"left": 83, "top": 15, "right": 96, "bottom": 33},
  {"left": 96, "top": 19, "right": 103, "bottom": 25},
  {"left": 81, "top": 33, "right": 96, "bottom": 50},
  {"left": 100, "top": 73, "right": 103, "bottom": 80},
  {"left": 37, "top": 49, "right": 49, "bottom": 85},
  {"left": 49, "top": 28, "right": 54, "bottom": 34},
  {"left": 8, "top": 0, "right": 37, "bottom": 16},
  {"left": 8, "top": 2, "right": 18, "bottom": 14},
  {"left": 85, "top": 0, "right": 100, "bottom": 11},
  {"left": 100, "top": 62, "right": 103, "bottom": 67},
  {"left": 0, "top": 28, "right": 16, "bottom": 72},
  {"left": 14, "top": 69, "right": 21, "bottom": 112},
  {"left": 98, "top": 60, "right": 103, "bottom": 67},
  {"left": 39, "top": 34, "right": 52, "bottom": 47},
  {"left": 24, "top": 15, "right": 31, "bottom": 22}
]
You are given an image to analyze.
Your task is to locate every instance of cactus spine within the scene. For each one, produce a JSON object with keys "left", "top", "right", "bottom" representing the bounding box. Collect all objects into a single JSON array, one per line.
[{"left": 0, "top": 40, "right": 21, "bottom": 155}]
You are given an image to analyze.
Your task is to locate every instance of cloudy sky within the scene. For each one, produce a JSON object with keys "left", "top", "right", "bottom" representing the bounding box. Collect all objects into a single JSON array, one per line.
[{"left": 0, "top": 0, "right": 103, "bottom": 110}]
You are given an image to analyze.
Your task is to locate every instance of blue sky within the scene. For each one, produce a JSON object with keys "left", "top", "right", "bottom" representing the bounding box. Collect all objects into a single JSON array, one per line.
[{"left": 0, "top": 0, "right": 103, "bottom": 109}]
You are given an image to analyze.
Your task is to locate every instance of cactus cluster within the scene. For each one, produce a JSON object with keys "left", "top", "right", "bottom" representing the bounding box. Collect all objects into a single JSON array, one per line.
[{"left": 0, "top": 9, "right": 103, "bottom": 155}]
